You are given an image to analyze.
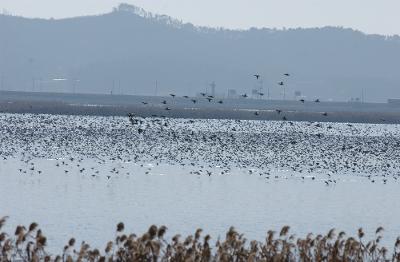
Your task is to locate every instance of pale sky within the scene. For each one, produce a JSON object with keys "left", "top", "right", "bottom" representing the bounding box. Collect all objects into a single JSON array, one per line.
[{"left": 1, "top": 0, "right": 399, "bottom": 36}]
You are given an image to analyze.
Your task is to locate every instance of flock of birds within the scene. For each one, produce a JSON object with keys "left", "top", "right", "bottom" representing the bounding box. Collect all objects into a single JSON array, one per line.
[
  {"left": 0, "top": 113, "right": 399, "bottom": 186},
  {"left": 136, "top": 74, "right": 330, "bottom": 120}
]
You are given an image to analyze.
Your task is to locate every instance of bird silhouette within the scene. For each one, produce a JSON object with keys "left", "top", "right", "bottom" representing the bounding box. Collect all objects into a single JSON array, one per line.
[
  {"left": 278, "top": 81, "right": 284, "bottom": 86},
  {"left": 254, "top": 74, "right": 260, "bottom": 79},
  {"left": 241, "top": 94, "right": 248, "bottom": 98}
]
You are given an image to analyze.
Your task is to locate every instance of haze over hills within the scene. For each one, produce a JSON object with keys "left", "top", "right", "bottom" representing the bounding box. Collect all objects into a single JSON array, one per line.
[{"left": 0, "top": 3, "right": 400, "bottom": 102}]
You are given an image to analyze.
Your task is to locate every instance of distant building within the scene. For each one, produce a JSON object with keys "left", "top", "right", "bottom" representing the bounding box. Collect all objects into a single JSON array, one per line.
[
  {"left": 388, "top": 99, "right": 400, "bottom": 105},
  {"left": 227, "top": 89, "right": 237, "bottom": 98},
  {"left": 210, "top": 81, "right": 216, "bottom": 97},
  {"left": 350, "top": 97, "right": 361, "bottom": 102}
]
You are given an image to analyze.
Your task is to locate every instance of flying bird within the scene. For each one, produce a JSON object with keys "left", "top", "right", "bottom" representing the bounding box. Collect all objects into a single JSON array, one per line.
[
  {"left": 284, "top": 73, "right": 290, "bottom": 77},
  {"left": 254, "top": 74, "right": 260, "bottom": 79},
  {"left": 241, "top": 94, "right": 248, "bottom": 98},
  {"left": 278, "top": 81, "right": 284, "bottom": 86}
]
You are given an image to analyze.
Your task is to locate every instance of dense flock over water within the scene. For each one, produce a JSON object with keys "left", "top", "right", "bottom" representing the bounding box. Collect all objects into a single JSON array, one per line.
[
  {"left": 1, "top": 113, "right": 399, "bottom": 183},
  {"left": 1, "top": 112, "right": 400, "bottom": 252}
]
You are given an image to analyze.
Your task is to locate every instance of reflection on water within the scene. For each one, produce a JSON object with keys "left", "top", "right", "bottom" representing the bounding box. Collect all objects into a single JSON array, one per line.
[{"left": 1, "top": 158, "right": 399, "bottom": 254}]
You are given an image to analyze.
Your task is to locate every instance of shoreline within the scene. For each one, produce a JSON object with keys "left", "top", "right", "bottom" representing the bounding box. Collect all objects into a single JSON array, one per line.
[{"left": 0, "top": 90, "right": 399, "bottom": 124}]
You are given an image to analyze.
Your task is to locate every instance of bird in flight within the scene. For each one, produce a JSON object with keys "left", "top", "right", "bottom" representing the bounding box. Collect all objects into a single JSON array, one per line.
[
  {"left": 191, "top": 99, "right": 197, "bottom": 103},
  {"left": 169, "top": 94, "right": 176, "bottom": 98},
  {"left": 200, "top": 93, "right": 206, "bottom": 97},
  {"left": 254, "top": 74, "right": 260, "bottom": 79},
  {"left": 314, "top": 99, "right": 320, "bottom": 103},
  {"left": 241, "top": 94, "right": 248, "bottom": 98},
  {"left": 299, "top": 99, "right": 305, "bottom": 103},
  {"left": 278, "top": 81, "right": 284, "bottom": 86},
  {"left": 284, "top": 73, "right": 290, "bottom": 77},
  {"left": 183, "top": 95, "right": 189, "bottom": 98}
]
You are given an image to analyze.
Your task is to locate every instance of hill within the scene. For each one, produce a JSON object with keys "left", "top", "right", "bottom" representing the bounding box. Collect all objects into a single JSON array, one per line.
[{"left": 1, "top": 3, "right": 400, "bottom": 102}]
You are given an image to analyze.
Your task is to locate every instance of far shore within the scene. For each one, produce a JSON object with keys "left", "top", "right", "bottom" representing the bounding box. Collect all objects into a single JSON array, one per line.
[{"left": 0, "top": 90, "right": 399, "bottom": 124}]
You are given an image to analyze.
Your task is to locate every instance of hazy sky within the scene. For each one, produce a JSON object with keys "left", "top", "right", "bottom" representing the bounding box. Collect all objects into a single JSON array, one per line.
[{"left": 1, "top": 0, "right": 399, "bottom": 36}]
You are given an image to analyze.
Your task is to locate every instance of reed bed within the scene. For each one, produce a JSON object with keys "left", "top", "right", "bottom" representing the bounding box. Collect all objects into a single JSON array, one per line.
[{"left": 1, "top": 216, "right": 399, "bottom": 261}]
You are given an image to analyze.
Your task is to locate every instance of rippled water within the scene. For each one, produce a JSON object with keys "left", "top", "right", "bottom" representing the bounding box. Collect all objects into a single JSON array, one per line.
[{"left": 0, "top": 113, "right": 400, "bottom": 254}]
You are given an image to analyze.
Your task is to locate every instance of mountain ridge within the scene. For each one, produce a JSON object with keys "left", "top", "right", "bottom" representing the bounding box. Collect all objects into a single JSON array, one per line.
[{"left": 0, "top": 3, "right": 400, "bottom": 102}]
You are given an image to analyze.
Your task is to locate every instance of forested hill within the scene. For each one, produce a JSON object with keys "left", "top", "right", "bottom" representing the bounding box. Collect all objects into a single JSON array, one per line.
[{"left": 1, "top": 3, "right": 400, "bottom": 102}]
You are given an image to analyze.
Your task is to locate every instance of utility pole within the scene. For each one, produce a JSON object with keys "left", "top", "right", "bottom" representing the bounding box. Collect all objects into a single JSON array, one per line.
[
  {"left": 259, "top": 79, "right": 263, "bottom": 99},
  {"left": 0, "top": 74, "right": 4, "bottom": 91},
  {"left": 362, "top": 88, "right": 365, "bottom": 103},
  {"left": 72, "top": 79, "right": 80, "bottom": 94},
  {"left": 361, "top": 88, "right": 365, "bottom": 103},
  {"left": 32, "top": 77, "right": 35, "bottom": 92}
]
